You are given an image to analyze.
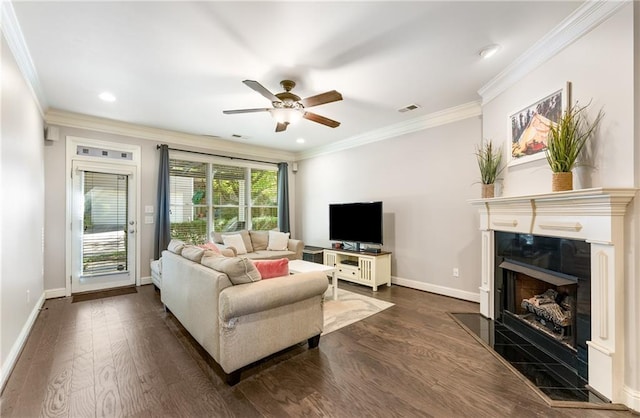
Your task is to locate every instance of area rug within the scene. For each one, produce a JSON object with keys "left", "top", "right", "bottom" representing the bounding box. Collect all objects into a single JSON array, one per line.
[
  {"left": 322, "top": 288, "right": 394, "bottom": 335},
  {"left": 72, "top": 286, "right": 137, "bottom": 303}
]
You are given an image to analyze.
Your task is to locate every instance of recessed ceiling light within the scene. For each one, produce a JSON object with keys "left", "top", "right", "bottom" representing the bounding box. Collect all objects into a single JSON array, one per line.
[
  {"left": 99, "top": 91, "right": 116, "bottom": 102},
  {"left": 296, "top": 138, "right": 305, "bottom": 144},
  {"left": 479, "top": 44, "right": 502, "bottom": 59}
]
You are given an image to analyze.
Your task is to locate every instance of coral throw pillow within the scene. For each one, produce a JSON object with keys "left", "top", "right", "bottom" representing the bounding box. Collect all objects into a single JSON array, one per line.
[
  {"left": 252, "top": 258, "right": 289, "bottom": 279},
  {"left": 198, "top": 242, "right": 221, "bottom": 254}
]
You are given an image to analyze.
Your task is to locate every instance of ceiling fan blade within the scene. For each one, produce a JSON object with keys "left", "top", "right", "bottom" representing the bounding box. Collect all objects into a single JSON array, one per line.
[
  {"left": 243, "top": 80, "right": 280, "bottom": 103},
  {"left": 275, "top": 122, "right": 289, "bottom": 132},
  {"left": 223, "top": 108, "right": 271, "bottom": 114},
  {"left": 303, "top": 112, "right": 340, "bottom": 128},
  {"left": 300, "top": 90, "right": 343, "bottom": 108}
]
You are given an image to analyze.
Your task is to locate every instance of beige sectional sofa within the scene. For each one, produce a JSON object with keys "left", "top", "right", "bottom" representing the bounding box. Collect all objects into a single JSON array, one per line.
[
  {"left": 151, "top": 230, "right": 302, "bottom": 291},
  {"left": 160, "top": 242, "right": 328, "bottom": 384},
  {"left": 212, "top": 229, "right": 304, "bottom": 260}
]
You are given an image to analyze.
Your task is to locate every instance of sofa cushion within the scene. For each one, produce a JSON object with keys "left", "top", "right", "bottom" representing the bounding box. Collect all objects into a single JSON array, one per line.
[
  {"left": 244, "top": 250, "right": 296, "bottom": 261},
  {"left": 249, "top": 230, "right": 269, "bottom": 251},
  {"left": 201, "top": 253, "right": 261, "bottom": 285},
  {"left": 181, "top": 245, "right": 205, "bottom": 262},
  {"left": 222, "top": 234, "right": 248, "bottom": 255},
  {"left": 167, "top": 239, "right": 186, "bottom": 255},
  {"left": 267, "top": 231, "right": 290, "bottom": 251},
  {"left": 252, "top": 258, "right": 289, "bottom": 279}
]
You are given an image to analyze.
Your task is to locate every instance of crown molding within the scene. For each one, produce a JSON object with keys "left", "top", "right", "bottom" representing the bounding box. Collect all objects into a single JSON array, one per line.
[
  {"left": 45, "top": 109, "right": 296, "bottom": 162},
  {"left": 295, "top": 101, "right": 481, "bottom": 161},
  {"left": 1, "top": 1, "right": 47, "bottom": 114},
  {"left": 478, "top": 0, "right": 630, "bottom": 104}
]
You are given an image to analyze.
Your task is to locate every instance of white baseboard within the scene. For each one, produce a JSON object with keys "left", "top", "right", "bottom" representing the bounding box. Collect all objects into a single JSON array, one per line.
[
  {"left": 44, "top": 288, "right": 66, "bottom": 299},
  {"left": 0, "top": 292, "right": 45, "bottom": 392},
  {"left": 391, "top": 276, "right": 480, "bottom": 303},
  {"left": 140, "top": 276, "right": 152, "bottom": 285},
  {"left": 623, "top": 385, "right": 640, "bottom": 413}
]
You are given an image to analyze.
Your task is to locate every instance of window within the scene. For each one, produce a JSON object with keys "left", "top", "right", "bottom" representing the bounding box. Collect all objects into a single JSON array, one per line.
[
  {"left": 169, "top": 160, "right": 208, "bottom": 244},
  {"left": 82, "top": 171, "right": 128, "bottom": 275},
  {"left": 169, "top": 157, "right": 278, "bottom": 243}
]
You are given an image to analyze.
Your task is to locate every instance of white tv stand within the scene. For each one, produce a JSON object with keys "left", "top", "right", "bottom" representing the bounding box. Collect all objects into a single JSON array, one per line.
[{"left": 323, "top": 249, "right": 391, "bottom": 291}]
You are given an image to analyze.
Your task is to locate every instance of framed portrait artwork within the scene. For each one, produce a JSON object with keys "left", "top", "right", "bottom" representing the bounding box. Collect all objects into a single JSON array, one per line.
[{"left": 508, "top": 84, "right": 569, "bottom": 167}]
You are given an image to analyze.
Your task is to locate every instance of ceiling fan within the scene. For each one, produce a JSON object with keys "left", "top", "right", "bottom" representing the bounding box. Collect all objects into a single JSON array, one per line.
[{"left": 223, "top": 80, "right": 343, "bottom": 132}]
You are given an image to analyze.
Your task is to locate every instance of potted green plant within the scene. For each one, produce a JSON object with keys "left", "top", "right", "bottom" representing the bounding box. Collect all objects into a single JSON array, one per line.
[
  {"left": 475, "top": 139, "right": 504, "bottom": 198},
  {"left": 545, "top": 102, "right": 603, "bottom": 192}
]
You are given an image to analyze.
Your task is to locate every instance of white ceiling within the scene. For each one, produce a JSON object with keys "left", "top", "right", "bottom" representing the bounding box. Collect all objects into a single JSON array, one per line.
[{"left": 11, "top": 1, "right": 582, "bottom": 153}]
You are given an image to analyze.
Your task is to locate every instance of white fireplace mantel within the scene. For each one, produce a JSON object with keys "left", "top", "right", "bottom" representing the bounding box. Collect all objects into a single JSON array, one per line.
[{"left": 470, "top": 187, "right": 636, "bottom": 404}]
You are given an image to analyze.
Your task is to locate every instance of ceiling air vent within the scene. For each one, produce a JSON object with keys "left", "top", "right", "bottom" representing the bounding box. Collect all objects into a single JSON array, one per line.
[
  {"left": 397, "top": 104, "right": 421, "bottom": 113},
  {"left": 231, "top": 134, "right": 249, "bottom": 139}
]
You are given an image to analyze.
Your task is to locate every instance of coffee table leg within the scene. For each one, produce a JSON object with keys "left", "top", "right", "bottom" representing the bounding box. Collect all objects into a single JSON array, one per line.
[{"left": 332, "top": 272, "right": 338, "bottom": 300}]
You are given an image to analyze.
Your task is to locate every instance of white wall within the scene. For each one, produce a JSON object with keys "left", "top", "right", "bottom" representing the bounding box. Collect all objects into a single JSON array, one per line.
[
  {"left": 481, "top": 3, "right": 640, "bottom": 410},
  {"left": 483, "top": 5, "right": 635, "bottom": 195},
  {"left": 295, "top": 116, "right": 483, "bottom": 300},
  {"left": 1, "top": 34, "right": 45, "bottom": 387}
]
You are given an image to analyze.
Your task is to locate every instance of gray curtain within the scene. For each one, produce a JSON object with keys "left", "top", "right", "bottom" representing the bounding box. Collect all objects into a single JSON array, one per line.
[
  {"left": 154, "top": 144, "right": 171, "bottom": 259},
  {"left": 277, "top": 162, "right": 290, "bottom": 233}
]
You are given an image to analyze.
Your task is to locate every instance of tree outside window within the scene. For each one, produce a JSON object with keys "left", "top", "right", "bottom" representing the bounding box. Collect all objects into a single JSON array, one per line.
[{"left": 169, "top": 159, "right": 278, "bottom": 243}]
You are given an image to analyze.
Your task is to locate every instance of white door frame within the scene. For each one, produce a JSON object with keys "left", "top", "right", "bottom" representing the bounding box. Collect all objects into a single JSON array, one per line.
[{"left": 65, "top": 136, "right": 141, "bottom": 296}]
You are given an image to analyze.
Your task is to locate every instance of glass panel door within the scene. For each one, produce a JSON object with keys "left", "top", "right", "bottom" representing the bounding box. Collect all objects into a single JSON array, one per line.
[{"left": 72, "top": 162, "right": 136, "bottom": 293}]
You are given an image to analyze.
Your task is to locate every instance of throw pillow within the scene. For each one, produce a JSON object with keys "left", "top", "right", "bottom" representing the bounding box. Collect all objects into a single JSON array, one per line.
[
  {"left": 249, "top": 230, "right": 269, "bottom": 251},
  {"left": 201, "top": 253, "right": 261, "bottom": 285},
  {"left": 267, "top": 231, "right": 290, "bottom": 251},
  {"left": 181, "top": 245, "right": 205, "bottom": 262},
  {"left": 167, "top": 239, "right": 185, "bottom": 254},
  {"left": 222, "top": 234, "right": 248, "bottom": 255},
  {"left": 252, "top": 258, "right": 289, "bottom": 279},
  {"left": 212, "top": 231, "right": 224, "bottom": 244},
  {"left": 198, "top": 241, "right": 221, "bottom": 254}
]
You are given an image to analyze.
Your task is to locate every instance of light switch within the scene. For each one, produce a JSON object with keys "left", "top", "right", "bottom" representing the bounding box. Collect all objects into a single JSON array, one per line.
[
  {"left": 145, "top": 205, "right": 154, "bottom": 214},
  {"left": 145, "top": 216, "right": 154, "bottom": 224}
]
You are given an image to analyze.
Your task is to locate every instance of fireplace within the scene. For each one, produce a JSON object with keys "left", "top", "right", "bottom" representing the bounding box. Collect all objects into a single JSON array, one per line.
[
  {"left": 494, "top": 232, "right": 590, "bottom": 380},
  {"left": 470, "top": 188, "right": 635, "bottom": 404}
]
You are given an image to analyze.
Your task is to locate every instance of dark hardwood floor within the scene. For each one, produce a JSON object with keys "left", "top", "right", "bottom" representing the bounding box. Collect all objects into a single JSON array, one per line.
[{"left": 1, "top": 282, "right": 636, "bottom": 418}]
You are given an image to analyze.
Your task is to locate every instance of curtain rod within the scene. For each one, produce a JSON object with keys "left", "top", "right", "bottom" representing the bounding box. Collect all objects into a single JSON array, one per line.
[{"left": 157, "top": 144, "right": 279, "bottom": 166}]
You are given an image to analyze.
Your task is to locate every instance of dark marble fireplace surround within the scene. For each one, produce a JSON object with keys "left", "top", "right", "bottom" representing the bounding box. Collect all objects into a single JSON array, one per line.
[{"left": 494, "top": 232, "right": 591, "bottom": 387}]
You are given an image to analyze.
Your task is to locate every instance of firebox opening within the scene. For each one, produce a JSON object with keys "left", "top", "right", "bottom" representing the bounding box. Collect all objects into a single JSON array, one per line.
[{"left": 501, "top": 261, "right": 578, "bottom": 350}]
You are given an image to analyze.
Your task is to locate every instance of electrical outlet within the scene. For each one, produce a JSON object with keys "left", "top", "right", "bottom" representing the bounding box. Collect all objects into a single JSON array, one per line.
[{"left": 453, "top": 268, "right": 459, "bottom": 278}]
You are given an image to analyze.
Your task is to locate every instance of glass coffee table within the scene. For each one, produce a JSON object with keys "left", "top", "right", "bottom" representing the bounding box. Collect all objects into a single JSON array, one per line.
[{"left": 288, "top": 259, "right": 338, "bottom": 300}]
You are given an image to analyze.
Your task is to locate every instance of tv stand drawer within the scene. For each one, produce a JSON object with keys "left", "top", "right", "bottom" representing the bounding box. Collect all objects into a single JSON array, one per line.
[{"left": 337, "top": 264, "right": 359, "bottom": 278}]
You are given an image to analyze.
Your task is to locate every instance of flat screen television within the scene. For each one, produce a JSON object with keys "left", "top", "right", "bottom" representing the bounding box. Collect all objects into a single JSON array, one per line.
[{"left": 329, "top": 201, "right": 383, "bottom": 247}]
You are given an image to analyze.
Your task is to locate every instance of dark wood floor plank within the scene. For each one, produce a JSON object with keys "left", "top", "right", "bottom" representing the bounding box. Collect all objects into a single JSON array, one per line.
[
  {"left": 69, "top": 385, "right": 96, "bottom": 417},
  {"left": 111, "top": 338, "right": 147, "bottom": 417},
  {"left": 94, "top": 363, "right": 121, "bottom": 418},
  {"left": 39, "top": 366, "right": 72, "bottom": 418},
  {"left": 1, "top": 283, "right": 636, "bottom": 418}
]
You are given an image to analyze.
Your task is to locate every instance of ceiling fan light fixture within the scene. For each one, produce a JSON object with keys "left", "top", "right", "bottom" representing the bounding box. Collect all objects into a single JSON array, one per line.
[
  {"left": 98, "top": 91, "right": 116, "bottom": 102},
  {"left": 270, "top": 108, "right": 303, "bottom": 125}
]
